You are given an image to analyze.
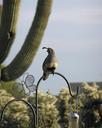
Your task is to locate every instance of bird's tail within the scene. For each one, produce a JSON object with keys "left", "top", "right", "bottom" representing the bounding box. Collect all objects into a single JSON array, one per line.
[{"left": 43, "top": 72, "right": 49, "bottom": 80}]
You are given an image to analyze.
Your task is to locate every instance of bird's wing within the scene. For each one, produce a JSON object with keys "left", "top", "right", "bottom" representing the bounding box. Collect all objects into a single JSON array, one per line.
[
  {"left": 43, "top": 55, "right": 58, "bottom": 71},
  {"left": 42, "top": 56, "right": 50, "bottom": 70}
]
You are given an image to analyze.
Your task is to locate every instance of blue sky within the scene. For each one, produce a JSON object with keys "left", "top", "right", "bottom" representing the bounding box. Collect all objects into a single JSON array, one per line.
[{"left": 0, "top": 0, "right": 102, "bottom": 93}]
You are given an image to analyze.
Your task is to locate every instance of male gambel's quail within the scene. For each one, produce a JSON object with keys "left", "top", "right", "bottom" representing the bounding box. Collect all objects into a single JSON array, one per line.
[{"left": 42, "top": 47, "right": 58, "bottom": 80}]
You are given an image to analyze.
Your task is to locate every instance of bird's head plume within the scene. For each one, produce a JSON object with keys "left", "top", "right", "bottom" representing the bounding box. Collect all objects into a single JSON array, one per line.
[
  {"left": 42, "top": 47, "right": 48, "bottom": 50},
  {"left": 42, "top": 47, "right": 55, "bottom": 55}
]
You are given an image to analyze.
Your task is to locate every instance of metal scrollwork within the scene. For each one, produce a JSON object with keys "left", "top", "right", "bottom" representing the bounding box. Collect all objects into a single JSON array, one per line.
[{"left": 0, "top": 72, "right": 79, "bottom": 128}]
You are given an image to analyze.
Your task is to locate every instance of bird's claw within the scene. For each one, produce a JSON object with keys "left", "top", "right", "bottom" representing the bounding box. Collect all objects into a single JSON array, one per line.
[{"left": 52, "top": 71, "right": 55, "bottom": 75}]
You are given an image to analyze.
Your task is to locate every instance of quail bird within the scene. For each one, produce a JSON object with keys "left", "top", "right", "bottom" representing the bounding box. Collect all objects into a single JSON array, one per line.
[{"left": 42, "top": 47, "right": 58, "bottom": 80}]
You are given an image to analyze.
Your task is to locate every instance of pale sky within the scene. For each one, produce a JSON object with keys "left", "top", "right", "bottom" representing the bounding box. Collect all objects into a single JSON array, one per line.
[{"left": 0, "top": 0, "right": 102, "bottom": 93}]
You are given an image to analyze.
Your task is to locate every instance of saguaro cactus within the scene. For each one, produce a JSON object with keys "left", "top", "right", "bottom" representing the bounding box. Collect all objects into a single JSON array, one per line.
[
  {"left": 0, "top": 0, "right": 53, "bottom": 81},
  {"left": 0, "top": 5, "right": 2, "bottom": 24},
  {"left": 0, "top": 0, "right": 20, "bottom": 63}
]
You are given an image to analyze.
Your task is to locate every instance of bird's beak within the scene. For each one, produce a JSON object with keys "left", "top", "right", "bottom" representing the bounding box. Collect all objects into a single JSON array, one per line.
[{"left": 42, "top": 47, "right": 48, "bottom": 50}]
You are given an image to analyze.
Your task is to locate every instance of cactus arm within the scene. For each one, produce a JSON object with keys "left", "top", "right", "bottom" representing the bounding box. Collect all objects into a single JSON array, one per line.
[
  {"left": 1, "top": 0, "right": 53, "bottom": 81},
  {"left": 0, "top": 5, "right": 2, "bottom": 25},
  {"left": 0, "top": 0, "right": 20, "bottom": 63}
]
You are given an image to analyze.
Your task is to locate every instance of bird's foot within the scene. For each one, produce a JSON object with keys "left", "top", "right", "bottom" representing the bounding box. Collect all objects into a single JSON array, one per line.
[{"left": 52, "top": 71, "right": 55, "bottom": 75}]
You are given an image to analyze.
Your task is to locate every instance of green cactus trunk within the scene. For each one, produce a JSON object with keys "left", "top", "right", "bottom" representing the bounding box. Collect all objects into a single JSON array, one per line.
[
  {"left": 1, "top": 0, "right": 53, "bottom": 81},
  {"left": 0, "top": 0, "right": 20, "bottom": 64},
  {"left": 0, "top": 5, "right": 2, "bottom": 25}
]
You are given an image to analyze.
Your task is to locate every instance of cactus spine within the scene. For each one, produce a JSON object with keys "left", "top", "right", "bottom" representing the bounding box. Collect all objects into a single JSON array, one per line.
[{"left": 1, "top": 0, "right": 53, "bottom": 81}]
